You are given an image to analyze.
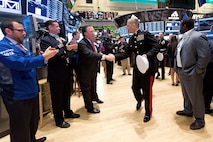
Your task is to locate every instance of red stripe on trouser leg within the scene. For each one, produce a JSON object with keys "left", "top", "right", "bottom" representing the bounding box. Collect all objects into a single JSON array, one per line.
[{"left": 149, "top": 75, "right": 153, "bottom": 116}]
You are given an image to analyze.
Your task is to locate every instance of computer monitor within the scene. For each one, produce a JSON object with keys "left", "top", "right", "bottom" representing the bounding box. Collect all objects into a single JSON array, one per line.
[
  {"left": 198, "top": 17, "right": 213, "bottom": 33},
  {"left": 165, "top": 21, "right": 180, "bottom": 33},
  {"left": 145, "top": 21, "right": 164, "bottom": 34}
]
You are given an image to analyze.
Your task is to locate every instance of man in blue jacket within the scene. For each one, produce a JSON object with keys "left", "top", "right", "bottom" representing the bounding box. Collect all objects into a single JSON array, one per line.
[{"left": 0, "top": 19, "right": 58, "bottom": 142}]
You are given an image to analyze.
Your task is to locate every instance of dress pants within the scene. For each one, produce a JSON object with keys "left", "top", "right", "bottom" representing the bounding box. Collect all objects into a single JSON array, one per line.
[
  {"left": 132, "top": 67, "right": 154, "bottom": 116},
  {"left": 49, "top": 78, "right": 71, "bottom": 125},
  {"left": 91, "top": 73, "right": 99, "bottom": 101},
  {"left": 106, "top": 60, "right": 114, "bottom": 83},
  {"left": 179, "top": 74, "right": 205, "bottom": 120},
  {"left": 157, "top": 59, "right": 165, "bottom": 79},
  {"left": 121, "top": 58, "right": 131, "bottom": 74},
  {"left": 203, "top": 70, "right": 213, "bottom": 109},
  {"left": 79, "top": 76, "right": 96, "bottom": 110},
  {"left": 2, "top": 96, "right": 39, "bottom": 142}
]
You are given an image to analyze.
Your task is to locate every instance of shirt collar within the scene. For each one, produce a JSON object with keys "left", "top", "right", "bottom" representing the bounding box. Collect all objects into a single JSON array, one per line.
[
  {"left": 49, "top": 33, "right": 59, "bottom": 39},
  {"left": 5, "top": 36, "right": 19, "bottom": 45}
]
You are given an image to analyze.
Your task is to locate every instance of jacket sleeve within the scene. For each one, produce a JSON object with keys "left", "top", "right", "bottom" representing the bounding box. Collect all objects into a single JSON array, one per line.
[{"left": 0, "top": 44, "right": 45, "bottom": 71}]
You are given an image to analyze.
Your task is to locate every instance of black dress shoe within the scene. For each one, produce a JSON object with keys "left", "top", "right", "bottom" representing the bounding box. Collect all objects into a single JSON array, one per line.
[
  {"left": 34, "top": 137, "right": 46, "bottom": 142},
  {"left": 87, "top": 108, "right": 100, "bottom": 113},
  {"left": 136, "top": 102, "right": 141, "bottom": 110},
  {"left": 111, "top": 78, "right": 116, "bottom": 81},
  {"left": 143, "top": 115, "right": 151, "bottom": 122},
  {"left": 94, "top": 99, "right": 104, "bottom": 104},
  {"left": 190, "top": 120, "right": 205, "bottom": 130},
  {"left": 64, "top": 113, "right": 80, "bottom": 118},
  {"left": 205, "top": 108, "right": 213, "bottom": 114},
  {"left": 176, "top": 110, "right": 193, "bottom": 117},
  {"left": 107, "top": 82, "right": 113, "bottom": 84},
  {"left": 56, "top": 121, "right": 70, "bottom": 128}
]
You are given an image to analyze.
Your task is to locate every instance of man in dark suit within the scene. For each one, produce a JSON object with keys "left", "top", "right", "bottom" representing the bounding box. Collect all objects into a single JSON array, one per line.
[
  {"left": 175, "top": 18, "right": 210, "bottom": 130},
  {"left": 40, "top": 20, "right": 80, "bottom": 128},
  {"left": 114, "top": 15, "right": 159, "bottom": 122},
  {"left": 77, "top": 25, "right": 114, "bottom": 113}
]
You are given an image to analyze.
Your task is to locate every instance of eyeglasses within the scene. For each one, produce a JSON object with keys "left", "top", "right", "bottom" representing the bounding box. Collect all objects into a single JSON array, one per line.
[{"left": 12, "top": 29, "right": 25, "bottom": 32}]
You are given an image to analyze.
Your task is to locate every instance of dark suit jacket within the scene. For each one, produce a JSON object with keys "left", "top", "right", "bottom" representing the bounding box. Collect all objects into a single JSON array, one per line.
[
  {"left": 115, "top": 30, "right": 159, "bottom": 76},
  {"left": 77, "top": 38, "right": 102, "bottom": 80},
  {"left": 40, "top": 34, "right": 70, "bottom": 82}
]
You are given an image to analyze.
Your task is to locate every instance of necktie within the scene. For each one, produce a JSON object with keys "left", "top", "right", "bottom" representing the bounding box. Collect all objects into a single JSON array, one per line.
[
  {"left": 56, "top": 37, "right": 62, "bottom": 44},
  {"left": 17, "top": 43, "right": 26, "bottom": 52},
  {"left": 91, "top": 41, "right": 97, "bottom": 52}
]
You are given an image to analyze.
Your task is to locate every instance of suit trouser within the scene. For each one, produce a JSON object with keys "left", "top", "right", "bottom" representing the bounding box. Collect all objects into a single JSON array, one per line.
[
  {"left": 121, "top": 58, "right": 131, "bottom": 74},
  {"left": 157, "top": 59, "right": 165, "bottom": 79},
  {"left": 106, "top": 60, "right": 114, "bottom": 83},
  {"left": 179, "top": 74, "right": 205, "bottom": 120},
  {"left": 49, "top": 79, "right": 71, "bottom": 125},
  {"left": 132, "top": 68, "right": 154, "bottom": 116},
  {"left": 91, "top": 73, "right": 99, "bottom": 101},
  {"left": 203, "top": 70, "right": 213, "bottom": 109},
  {"left": 79, "top": 76, "right": 96, "bottom": 110},
  {"left": 2, "top": 96, "right": 39, "bottom": 142}
]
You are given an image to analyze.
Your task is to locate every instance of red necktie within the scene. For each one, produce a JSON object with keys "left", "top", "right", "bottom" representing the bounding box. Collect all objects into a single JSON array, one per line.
[
  {"left": 17, "top": 43, "right": 26, "bottom": 52},
  {"left": 91, "top": 41, "right": 97, "bottom": 52}
]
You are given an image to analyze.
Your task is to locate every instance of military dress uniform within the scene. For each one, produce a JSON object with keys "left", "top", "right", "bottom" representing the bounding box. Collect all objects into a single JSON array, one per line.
[
  {"left": 156, "top": 39, "right": 168, "bottom": 79},
  {"left": 115, "top": 29, "right": 159, "bottom": 121}
]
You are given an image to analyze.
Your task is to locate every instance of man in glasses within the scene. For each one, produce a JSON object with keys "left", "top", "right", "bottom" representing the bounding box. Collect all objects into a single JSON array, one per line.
[{"left": 0, "top": 19, "right": 58, "bottom": 142}]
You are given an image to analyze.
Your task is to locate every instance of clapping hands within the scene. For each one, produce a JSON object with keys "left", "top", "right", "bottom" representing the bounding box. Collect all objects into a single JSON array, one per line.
[{"left": 105, "top": 53, "right": 115, "bottom": 62}]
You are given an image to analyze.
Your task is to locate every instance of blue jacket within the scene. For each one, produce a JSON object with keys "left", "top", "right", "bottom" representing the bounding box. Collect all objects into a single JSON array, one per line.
[{"left": 0, "top": 37, "right": 45, "bottom": 100}]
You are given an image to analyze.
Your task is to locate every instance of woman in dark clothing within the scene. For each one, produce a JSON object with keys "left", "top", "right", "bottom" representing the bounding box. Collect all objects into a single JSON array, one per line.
[{"left": 167, "top": 34, "right": 179, "bottom": 86}]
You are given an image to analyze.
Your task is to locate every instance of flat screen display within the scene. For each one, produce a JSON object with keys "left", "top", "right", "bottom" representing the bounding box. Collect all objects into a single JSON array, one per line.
[
  {"left": 145, "top": 21, "right": 164, "bottom": 34},
  {"left": 198, "top": 17, "right": 213, "bottom": 32},
  {"left": 165, "top": 21, "right": 180, "bottom": 33},
  {"left": 27, "top": 0, "right": 49, "bottom": 20},
  {"left": 0, "top": 0, "right": 22, "bottom": 14}
]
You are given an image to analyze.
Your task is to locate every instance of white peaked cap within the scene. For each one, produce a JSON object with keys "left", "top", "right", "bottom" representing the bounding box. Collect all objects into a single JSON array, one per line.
[{"left": 130, "top": 15, "right": 140, "bottom": 22}]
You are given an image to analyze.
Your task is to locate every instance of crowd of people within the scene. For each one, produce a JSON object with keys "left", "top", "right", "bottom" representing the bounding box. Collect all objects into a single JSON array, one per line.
[{"left": 0, "top": 17, "right": 213, "bottom": 142}]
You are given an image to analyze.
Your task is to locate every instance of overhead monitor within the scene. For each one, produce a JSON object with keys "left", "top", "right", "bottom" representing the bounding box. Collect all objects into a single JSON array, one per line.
[
  {"left": 0, "top": 0, "right": 22, "bottom": 14},
  {"left": 145, "top": 21, "right": 164, "bottom": 34},
  {"left": 48, "top": 0, "right": 63, "bottom": 21},
  {"left": 165, "top": 21, "right": 180, "bottom": 33},
  {"left": 27, "top": 0, "right": 49, "bottom": 20},
  {"left": 198, "top": 17, "right": 213, "bottom": 33}
]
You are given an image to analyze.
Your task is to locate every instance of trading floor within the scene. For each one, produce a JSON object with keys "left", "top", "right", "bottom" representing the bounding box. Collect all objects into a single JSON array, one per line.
[{"left": 1, "top": 64, "right": 213, "bottom": 142}]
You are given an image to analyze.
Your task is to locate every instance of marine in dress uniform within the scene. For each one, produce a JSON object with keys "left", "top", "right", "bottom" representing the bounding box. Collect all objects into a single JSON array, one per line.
[{"left": 115, "top": 15, "right": 159, "bottom": 122}]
